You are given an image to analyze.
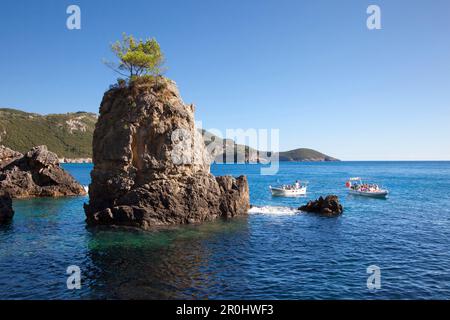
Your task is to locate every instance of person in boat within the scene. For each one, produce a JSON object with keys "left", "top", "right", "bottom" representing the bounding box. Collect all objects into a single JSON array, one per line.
[{"left": 295, "top": 181, "right": 300, "bottom": 189}]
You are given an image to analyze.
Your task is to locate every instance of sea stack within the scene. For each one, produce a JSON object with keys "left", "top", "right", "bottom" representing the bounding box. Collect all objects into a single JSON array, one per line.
[
  {"left": 0, "top": 145, "right": 86, "bottom": 198},
  {"left": 84, "top": 77, "right": 250, "bottom": 229}
]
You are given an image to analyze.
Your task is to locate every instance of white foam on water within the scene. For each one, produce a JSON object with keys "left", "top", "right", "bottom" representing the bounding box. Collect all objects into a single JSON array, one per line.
[
  {"left": 248, "top": 205, "right": 300, "bottom": 216},
  {"left": 83, "top": 185, "right": 89, "bottom": 192}
]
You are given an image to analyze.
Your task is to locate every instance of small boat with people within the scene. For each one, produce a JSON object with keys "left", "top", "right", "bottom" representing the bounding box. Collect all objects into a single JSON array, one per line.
[
  {"left": 270, "top": 180, "right": 307, "bottom": 197},
  {"left": 345, "top": 177, "right": 389, "bottom": 198}
]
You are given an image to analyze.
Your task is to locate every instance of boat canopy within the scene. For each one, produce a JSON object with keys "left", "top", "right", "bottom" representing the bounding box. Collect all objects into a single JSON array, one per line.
[{"left": 349, "top": 177, "right": 362, "bottom": 181}]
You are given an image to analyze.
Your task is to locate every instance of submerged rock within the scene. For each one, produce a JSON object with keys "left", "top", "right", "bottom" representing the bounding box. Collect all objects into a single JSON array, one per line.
[
  {"left": 84, "top": 78, "right": 250, "bottom": 229},
  {"left": 298, "top": 195, "right": 343, "bottom": 216},
  {"left": 0, "top": 145, "right": 87, "bottom": 198},
  {"left": 0, "top": 194, "right": 14, "bottom": 223}
]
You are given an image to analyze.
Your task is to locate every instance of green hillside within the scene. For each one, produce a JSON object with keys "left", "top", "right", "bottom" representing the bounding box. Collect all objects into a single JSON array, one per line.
[
  {"left": 0, "top": 108, "right": 338, "bottom": 161},
  {"left": 0, "top": 108, "right": 97, "bottom": 158}
]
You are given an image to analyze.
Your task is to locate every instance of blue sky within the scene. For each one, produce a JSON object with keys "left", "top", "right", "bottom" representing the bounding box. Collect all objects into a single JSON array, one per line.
[{"left": 0, "top": 0, "right": 449, "bottom": 160}]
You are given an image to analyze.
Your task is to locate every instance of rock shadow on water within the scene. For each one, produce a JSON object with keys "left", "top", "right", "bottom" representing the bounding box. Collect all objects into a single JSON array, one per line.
[
  {"left": 84, "top": 216, "right": 250, "bottom": 299},
  {"left": 4, "top": 197, "right": 82, "bottom": 238}
]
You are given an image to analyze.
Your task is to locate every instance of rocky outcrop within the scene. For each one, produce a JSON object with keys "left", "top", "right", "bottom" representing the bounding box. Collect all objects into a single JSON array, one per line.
[
  {"left": 299, "top": 195, "right": 343, "bottom": 216},
  {"left": 0, "top": 145, "right": 23, "bottom": 169},
  {"left": 84, "top": 78, "right": 250, "bottom": 229},
  {"left": 0, "top": 145, "right": 87, "bottom": 198},
  {"left": 0, "top": 194, "right": 14, "bottom": 223}
]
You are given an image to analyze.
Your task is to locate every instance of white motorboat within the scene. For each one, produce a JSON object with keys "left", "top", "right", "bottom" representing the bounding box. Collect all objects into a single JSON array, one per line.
[
  {"left": 346, "top": 177, "right": 389, "bottom": 198},
  {"left": 270, "top": 181, "right": 307, "bottom": 197}
]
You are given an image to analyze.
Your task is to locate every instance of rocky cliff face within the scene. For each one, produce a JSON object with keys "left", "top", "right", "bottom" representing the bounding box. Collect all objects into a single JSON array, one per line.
[
  {"left": 0, "top": 145, "right": 87, "bottom": 198},
  {"left": 84, "top": 78, "right": 250, "bottom": 229}
]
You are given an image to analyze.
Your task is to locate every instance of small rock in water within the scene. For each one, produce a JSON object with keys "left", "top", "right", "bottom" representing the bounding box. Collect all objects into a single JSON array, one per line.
[
  {"left": 0, "top": 194, "right": 14, "bottom": 223},
  {"left": 298, "top": 195, "right": 343, "bottom": 216}
]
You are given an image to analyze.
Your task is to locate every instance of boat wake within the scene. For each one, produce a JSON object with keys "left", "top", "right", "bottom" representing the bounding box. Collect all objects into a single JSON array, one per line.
[{"left": 248, "top": 205, "right": 300, "bottom": 216}]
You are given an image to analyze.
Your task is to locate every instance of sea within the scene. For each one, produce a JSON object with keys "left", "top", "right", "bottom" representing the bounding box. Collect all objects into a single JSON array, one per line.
[{"left": 1, "top": 161, "right": 450, "bottom": 299}]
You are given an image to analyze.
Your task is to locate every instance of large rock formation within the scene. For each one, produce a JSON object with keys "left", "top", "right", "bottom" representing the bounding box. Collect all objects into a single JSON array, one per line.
[
  {"left": 299, "top": 195, "right": 343, "bottom": 217},
  {"left": 0, "top": 145, "right": 87, "bottom": 198},
  {"left": 0, "top": 194, "right": 14, "bottom": 223},
  {"left": 84, "top": 78, "right": 250, "bottom": 229}
]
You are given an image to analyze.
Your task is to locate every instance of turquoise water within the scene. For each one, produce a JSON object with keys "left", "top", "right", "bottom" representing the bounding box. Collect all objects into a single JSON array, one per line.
[{"left": 1, "top": 162, "right": 450, "bottom": 299}]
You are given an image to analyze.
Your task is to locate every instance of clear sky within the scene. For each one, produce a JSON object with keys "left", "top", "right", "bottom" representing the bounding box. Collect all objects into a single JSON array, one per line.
[{"left": 1, "top": 0, "right": 449, "bottom": 160}]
